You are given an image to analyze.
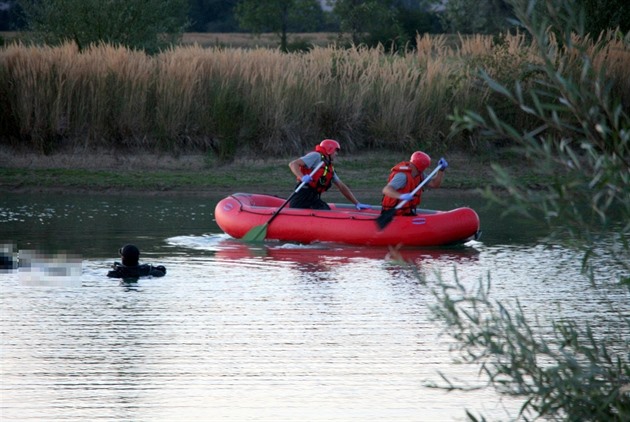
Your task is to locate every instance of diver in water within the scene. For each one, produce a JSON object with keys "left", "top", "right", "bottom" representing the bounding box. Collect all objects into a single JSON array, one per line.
[{"left": 107, "top": 244, "right": 166, "bottom": 280}]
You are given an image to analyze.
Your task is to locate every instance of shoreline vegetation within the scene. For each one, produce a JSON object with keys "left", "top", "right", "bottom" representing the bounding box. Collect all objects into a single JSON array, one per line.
[
  {"left": 2, "top": 32, "right": 628, "bottom": 155},
  {"left": 1, "top": 31, "right": 627, "bottom": 197}
]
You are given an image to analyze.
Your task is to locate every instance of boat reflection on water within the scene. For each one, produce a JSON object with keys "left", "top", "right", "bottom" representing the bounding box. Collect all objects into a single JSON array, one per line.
[
  {"left": 209, "top": 238, "right": 482, "bottom": 287},
  {"left": 170, "top": 234, "right": 481, "bottom": 268}
]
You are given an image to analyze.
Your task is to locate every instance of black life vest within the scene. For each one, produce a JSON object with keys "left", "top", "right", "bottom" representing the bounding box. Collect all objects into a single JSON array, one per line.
[{"left": 107, "top": 262, "right": 166, "bottom": 280}]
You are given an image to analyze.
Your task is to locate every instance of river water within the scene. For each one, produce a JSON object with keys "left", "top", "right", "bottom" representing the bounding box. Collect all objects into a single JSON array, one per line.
[{"left": 1, "top": 191, "right": 627, "bottom": 421}]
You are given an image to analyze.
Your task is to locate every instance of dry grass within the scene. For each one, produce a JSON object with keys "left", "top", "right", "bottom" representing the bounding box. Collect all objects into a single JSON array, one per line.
[{"left": 1, "top": 31, "right": 628, "bottom": 158}]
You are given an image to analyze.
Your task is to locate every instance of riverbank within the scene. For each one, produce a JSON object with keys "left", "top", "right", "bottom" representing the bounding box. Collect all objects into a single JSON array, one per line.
[{"left": 0, "top": 147, "right": 534, "bottom": 198}]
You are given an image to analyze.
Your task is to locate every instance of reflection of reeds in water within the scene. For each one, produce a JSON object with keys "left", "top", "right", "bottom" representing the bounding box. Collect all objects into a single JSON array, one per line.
[
  {"left": 386, "top": 243, "right": 407, "bottom": 264},
  {"left": 1, "top": 32, "right": 628, "bottom": 156}
]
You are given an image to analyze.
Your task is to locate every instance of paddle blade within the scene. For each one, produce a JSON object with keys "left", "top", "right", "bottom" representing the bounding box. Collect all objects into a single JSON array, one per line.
[
  {"left": 242, "top": 224, "right": 268, "bottom": 242},
  {"left": 375, "top": 209, "right": 396, "bottom": 230}
]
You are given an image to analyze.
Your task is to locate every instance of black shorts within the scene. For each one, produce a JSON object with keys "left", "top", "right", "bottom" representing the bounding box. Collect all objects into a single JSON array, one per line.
[{"left": 289, "top": 187, "right": 331, "bottom": 210}]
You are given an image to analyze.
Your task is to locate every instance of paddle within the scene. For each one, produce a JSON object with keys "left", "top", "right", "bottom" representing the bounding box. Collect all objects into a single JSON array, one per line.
[
  {"left": 242, "top": 161, "right": 325, "bottom": 242},
  {"left": 375, "top": 162, "right": 445, "bottom": 230}
]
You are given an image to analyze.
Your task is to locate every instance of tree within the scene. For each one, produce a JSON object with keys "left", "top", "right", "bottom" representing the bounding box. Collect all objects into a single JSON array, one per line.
[
  {"left": 578, "top": 0, "right": 630, "bottom": 35},
  {"left": 234, "top": 0, "right": 323, "bottom": 52},
  {"left": 330, "top": 0, "right": 440, "bottom": 50},
  {"left": 438, "top": 0, "right": 515, "bottom": 34},
  {"left": 18, "top": 0, "right": 189, "bottom": 53},
  {"left": 437, "top": 0, "right": 630, "bottom": 35},
  {"left": 0, "top": 0, "right": 28, "bottom": 31},
  {"left": 394, "top": 0, "right": 442, "bottom": 38},
  {"left": 187, "top": 0, "right": 240, "bottom": 32},
  {"left": 330, "top": 0, "right": 397, "bottom": 46}
]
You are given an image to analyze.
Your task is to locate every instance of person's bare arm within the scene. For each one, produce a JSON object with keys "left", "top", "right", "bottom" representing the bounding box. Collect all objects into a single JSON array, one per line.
[
  {"left": 289, "top": 158, "right": 306, "bottom": 179},
  {"left": 382, "top": 183, "right": 406, "bottom": 199},
  {"left": 334, "top": 179, "right": 360, "bottom": 205},
  {"left": 426, "top": 170, "right": 444, "bottom": 189}
]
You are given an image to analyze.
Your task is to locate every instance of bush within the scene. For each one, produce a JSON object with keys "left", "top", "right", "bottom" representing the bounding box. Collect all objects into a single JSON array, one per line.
[{"left": 430, "top": 0, "right": 630, "bottom": 419}]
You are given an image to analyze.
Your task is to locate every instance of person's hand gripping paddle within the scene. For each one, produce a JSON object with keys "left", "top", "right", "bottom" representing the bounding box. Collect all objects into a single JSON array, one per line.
[
  {"left": 375, "top": 159, "right": 447, "bottom": 230},
  {"left": 242, "top": 161, "right": 325, "bottom": 242}
]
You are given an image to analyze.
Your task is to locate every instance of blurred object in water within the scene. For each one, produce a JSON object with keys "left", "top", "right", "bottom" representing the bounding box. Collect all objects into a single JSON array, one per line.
[
  {"left": 1, "top": 243, "right": 18, "bottom": 272},
  {"left": 18, "top": 249, "right": 82, "bottom": 286}
]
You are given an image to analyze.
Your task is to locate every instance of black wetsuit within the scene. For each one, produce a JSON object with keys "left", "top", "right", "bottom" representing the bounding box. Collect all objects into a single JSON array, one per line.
[{"left": 107, "top": 262, "right": 166, "bottom": 279}]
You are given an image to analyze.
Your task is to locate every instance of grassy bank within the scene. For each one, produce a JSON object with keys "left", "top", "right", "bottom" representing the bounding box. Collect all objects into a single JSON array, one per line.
[{"left": 0, "top": 148, "right": 535, "bottom": 197}]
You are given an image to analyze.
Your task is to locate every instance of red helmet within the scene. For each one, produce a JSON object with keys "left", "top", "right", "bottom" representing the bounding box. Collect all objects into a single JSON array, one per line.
[
  {"left": 410, "top": 151, "right": 431, "bottom": 171},
  {"left": 319, "top": 139, "right": 341, "bottom": 155}
]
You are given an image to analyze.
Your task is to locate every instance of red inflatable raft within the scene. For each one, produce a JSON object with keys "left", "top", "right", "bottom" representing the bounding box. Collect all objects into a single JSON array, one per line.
[{"left": 214, "top": 193, "right": 480, "bottom": 247}]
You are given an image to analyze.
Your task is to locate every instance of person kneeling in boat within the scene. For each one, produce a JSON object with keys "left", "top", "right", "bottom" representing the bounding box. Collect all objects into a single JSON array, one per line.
[
  {"left": 288, "top": 139, "right": 371, "bottom": 211},
  {"left": 381, "top": 151, "right": 447, "bottom": 216},
  {"left": 107, "top": 244, "right": 166, "bottom": 280}
]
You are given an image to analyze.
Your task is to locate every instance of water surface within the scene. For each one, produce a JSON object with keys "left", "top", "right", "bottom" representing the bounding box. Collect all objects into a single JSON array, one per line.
[{"left": 1, "top": 192, "right": 627, "bottom": 421}]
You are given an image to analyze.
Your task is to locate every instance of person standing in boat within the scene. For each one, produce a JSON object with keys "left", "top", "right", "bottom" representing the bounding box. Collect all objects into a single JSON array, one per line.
[
  {"left": 107, "top": 244, "right": 166, "bottom": 280},
  {"left": 288, "top": 139, "right": 371, "bottom": 210},
  {"left": 381, "top": 151, "right": 448, "bottom": 216}
]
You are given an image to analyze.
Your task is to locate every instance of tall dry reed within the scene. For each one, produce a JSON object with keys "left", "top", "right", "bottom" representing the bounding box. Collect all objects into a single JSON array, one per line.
[{"left": 1, "top": 32, "right": 628, "bottom": 158}]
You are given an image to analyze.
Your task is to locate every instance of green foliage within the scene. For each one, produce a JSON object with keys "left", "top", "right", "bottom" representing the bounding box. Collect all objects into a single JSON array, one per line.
[
  {"left": 187, "top": 0, "right": 239, "bottom": 32},
  {"left": 451, "top": 0, "right": 630, "bottom": 256},
  {"left": 430, "top": 275, "right": 630, "bottom": 421},
  {"left": 209, "top": 87, "right": 252, "bottom": 161},
  {"left": 394, "top": 4, "right": 442, "bottom": 44},
  {"left": 331, "top": 0, "right": 399, "bottom": 46},
  {"left": 431, "top": 0, "right": 630, "bottom": 419},
  {"left": 234, "top": 0, "right": 323, "bottom": 52},
  {"left": 18, "top": 0, "right": 189, "bottom": 53},
  {"left": 439, "top": 0, "right": 516, "bottom": 34},
  {"left": 578, "top": 0, "right": 630, "bottom": 35},
  {"left": 285, "top": 37, "right": 316, "bottom": 52}
]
